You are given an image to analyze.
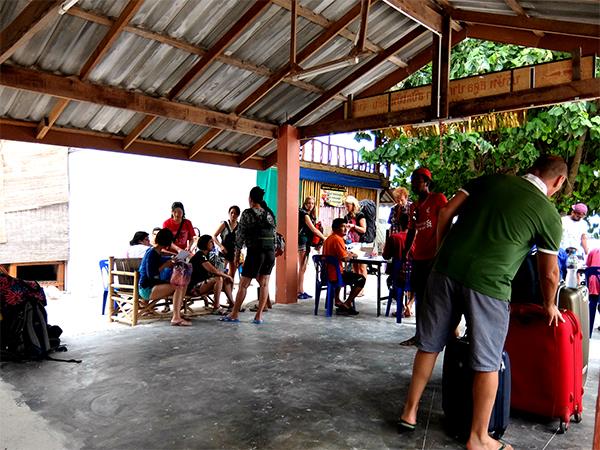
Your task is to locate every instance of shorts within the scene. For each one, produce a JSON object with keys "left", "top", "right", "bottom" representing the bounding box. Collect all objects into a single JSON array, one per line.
[
  {"left": 298, "top": 235, "right": 310, "bottom": 253},
  {"left": 242, "top": 247, "right": 275, "bottom": 279},
  {"left": 139, "top": 286, "right": 153, "bottom": 300},
  {"left": 416, "top": 271, "right": 510, "bottom": 372},
  {"left": 342, "top": 271, "right": 366, "bottom": 288},
  {"left": 187, "top": 278, "right": 211, "bottom": 296},
  {"left": 410, "top": 258, "right": 434, "bottom": 301}
]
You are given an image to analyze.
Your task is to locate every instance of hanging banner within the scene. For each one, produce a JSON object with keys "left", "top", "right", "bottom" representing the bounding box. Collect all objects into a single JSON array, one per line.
[{"left": 321, "top": 185, "right": 346, "bottom": 207}]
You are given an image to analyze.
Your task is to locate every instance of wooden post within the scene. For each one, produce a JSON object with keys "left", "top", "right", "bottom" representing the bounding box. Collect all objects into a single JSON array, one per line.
[
  {"left": 439, "top": 14, "right": 451, "bottom": 119},
  {"left": 275, "top": 125, "right": 300, "bottom": 304},
  {"left": 430, "top": 31, "right": 440, "bottom": 118}
]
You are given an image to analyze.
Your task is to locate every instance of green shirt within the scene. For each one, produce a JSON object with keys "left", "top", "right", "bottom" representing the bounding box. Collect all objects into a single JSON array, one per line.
[{"left": 434, "top": 174, "right": 562, "bottom": 301}]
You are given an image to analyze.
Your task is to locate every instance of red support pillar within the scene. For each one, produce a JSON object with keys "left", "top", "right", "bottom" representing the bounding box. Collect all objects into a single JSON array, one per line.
[{"left": 275, "top": 124, "right": 299, "bottom": 304}]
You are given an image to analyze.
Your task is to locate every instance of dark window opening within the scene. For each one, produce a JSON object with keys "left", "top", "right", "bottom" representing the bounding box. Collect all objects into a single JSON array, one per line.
[{"left": 16, "top": 264, "right": 58, "bottom": 282}]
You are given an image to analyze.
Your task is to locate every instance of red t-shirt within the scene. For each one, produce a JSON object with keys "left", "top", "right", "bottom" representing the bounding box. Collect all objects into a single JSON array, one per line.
[
  {"left": 322, "top": 233, "right": 349, "bottom": 281},
  {"left": 163, "top": 218, "right": 195, "bottom": 250},
  {"left": 408, "top": 192, "right": 447, "bottom": 261}
]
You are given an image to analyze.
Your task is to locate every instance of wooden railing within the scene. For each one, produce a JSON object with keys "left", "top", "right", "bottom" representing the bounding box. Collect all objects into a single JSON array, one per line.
[{"left": 300, "top": 138, "right": 384, "bottom": 176}]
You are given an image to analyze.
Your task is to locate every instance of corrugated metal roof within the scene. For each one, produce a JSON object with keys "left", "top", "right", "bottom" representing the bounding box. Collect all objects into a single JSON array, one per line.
[{"left": 0, "top": 0, "right": 597, "bottom": 165}]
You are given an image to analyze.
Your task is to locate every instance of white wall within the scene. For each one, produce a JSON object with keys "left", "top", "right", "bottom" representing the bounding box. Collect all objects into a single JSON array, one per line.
[{"left": 67, "top": 149, "right": 256, "bottom": 296}]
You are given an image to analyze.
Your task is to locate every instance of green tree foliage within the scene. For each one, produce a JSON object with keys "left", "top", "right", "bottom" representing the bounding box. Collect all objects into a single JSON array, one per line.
[{"left": 356, "top": 40, "right": 600, "bottom": 216}]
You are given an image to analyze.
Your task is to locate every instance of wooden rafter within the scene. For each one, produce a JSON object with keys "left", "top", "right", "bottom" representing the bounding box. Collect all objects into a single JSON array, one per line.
[
  {"left": 383, "top": 0, "right": 442, "bottom": 34},
  {"left": 64, "top": 6, "right": 343, "bottom": 109},
  {"left": 314, "top": 28, "right": 467, "bottom": 125},
  {"left": 271, "top": 0, "right": 406, "bottom": 68},
  {"left": 0, "top": 119, "right": 265, "bottom": 171},
  {"left": 466, "top": 25, "right": 600, "bottom": 56},
  {"left": 356, "top": 0, "right": 371, "bottom": 52},
  {"left": 36, "top": 0, "right": 145, "bottom": 139},
  {"left": 122, "top": 0, "right": 270, "bottom": 150},
  {"left": 452, "top": 10, "right": 600, "bottom": 39},
  {"left": 0, "top": 0, "right": 62, "bottom": 65},
  {"left": 187, "top": 2, "right": 367, "bottom": 160},
  {"left": 238, "top": 140, "right": 273, "bottom": 166},
  {"left": 288, "top": 26, "right": 427, "bottom": 125},
  {"left": 299, "top": 78, "right": 600, "bottom": 138},
  {"left": 0, "top": 64, "right": 278, "bottom": 139},
  {"left": 503, "top": 0, "right": 544, "bottom": 37}
]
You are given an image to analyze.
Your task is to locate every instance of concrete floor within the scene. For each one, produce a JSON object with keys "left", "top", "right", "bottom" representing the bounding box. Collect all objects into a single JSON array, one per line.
[{"left": 0, "top": 287, "right": 597, "bottom": 449}]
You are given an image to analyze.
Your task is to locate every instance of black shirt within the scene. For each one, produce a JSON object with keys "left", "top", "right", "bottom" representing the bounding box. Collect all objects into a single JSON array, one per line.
[{"left": 189, "top": 252, "right": 211, "bottom": 286}]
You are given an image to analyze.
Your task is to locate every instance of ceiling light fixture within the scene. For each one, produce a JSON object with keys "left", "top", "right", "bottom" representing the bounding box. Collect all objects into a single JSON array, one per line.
[
  {"left": 290, "top": 55, "right": 361, "bottom": 81},
  {"left": 59, "top": 0, "right": 80, "bottom": 15}
]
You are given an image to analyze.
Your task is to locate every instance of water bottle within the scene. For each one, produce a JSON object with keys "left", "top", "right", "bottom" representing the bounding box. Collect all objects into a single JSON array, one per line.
[{"left": 565, "top": 251, "right": 579, "bottom": 288}]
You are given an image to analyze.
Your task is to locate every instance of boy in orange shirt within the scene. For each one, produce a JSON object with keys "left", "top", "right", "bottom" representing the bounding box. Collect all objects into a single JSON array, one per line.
[{"left": 322, "top": 218, "right": 366, "bottom": 316}]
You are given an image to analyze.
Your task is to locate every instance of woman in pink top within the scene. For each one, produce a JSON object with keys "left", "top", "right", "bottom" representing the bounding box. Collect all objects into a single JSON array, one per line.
[{"left": 586, "top": 248, "right": 600, "bottom": 335}]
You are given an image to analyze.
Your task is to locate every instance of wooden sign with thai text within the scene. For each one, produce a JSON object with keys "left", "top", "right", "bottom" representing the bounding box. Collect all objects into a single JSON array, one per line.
[{"left": 350, "top": 57, "right": 595, "bottom": 119}]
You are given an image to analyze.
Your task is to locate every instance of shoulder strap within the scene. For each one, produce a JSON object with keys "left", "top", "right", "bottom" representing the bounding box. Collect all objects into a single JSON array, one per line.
[{"left": 174, "top": 219, "right": 185, "bottom": 240}]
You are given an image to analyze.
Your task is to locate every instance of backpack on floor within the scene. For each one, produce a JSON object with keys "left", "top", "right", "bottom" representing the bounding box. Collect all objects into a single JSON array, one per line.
[
  {"left": 0, "top": 274, "right": 80, "bottom": 363},
  {"left": 359, "top": 199, "right": 377, "bottom": 244}
]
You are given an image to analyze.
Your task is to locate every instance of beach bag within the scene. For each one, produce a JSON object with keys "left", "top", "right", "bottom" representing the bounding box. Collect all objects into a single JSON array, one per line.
[
  {"left": 359, "top": 199, "right": 376, "bottom": 243},
  {"left": 170, "top": 261, "right": 192, "bottom": 287},
  {"left": 310, "top": 222, "right": 324, "bottom": 247}
]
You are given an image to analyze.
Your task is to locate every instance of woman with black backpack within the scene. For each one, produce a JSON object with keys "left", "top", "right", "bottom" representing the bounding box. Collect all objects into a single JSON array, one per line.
[{"left": 220, "top": 187, "right": 276, "bottom": 324}]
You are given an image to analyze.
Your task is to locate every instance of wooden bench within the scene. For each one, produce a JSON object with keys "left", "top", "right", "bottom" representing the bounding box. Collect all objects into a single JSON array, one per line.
[{"left": 107, "top": 257, "right": 213, "bottom": 326}]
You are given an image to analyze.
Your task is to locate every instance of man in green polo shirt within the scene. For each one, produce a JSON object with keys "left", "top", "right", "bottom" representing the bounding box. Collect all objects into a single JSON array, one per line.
[{"left": 397, "top": 155, "right": 567, "bottom": 450}]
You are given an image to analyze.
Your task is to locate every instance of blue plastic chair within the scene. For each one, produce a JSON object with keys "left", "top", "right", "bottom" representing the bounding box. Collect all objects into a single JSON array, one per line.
[
  {"left": 312, "top": 255, "right": 346, "bottom": 317},
  {"left": 585, "top": 266, "right": 600, "bottom": 336},
  {"left": 99, "top": 259, "right": 109, "bottom": 315},
  {"left": 385, "top": 259, "right": 406, "bottom": 323}
]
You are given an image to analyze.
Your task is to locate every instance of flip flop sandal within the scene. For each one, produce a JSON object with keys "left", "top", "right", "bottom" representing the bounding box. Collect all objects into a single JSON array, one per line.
[
  {"left": 397, "top": 419, "right": 416, "bottom": 433},
  {"left": 251, "top": 319, "right": 264, "bottom": 324},
  {"left": 218, "top": 316, "right": 240, "bottom": 323},
  {"left": 171, "top": 319, "right": 192, "bottom": 327}
]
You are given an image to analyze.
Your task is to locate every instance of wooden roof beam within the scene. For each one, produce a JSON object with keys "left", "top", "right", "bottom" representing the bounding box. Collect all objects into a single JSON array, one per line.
[
  {"left": 64, "top": 7, "right": 343, "bottom": 111},
  {"left": 0, "top": 64, "right": 278, "bottom": 139},
  {"left": 452, "top": 10, "right": 600, "bottom": 39},
  {"left": 503, "top": 0, "right": 544, "bottom": 37},
  {"left": 271, "top": 0, "right": 406, "bottom": 68},
  {"left": 0, "top": 0, "right": 62, "bottom": 65},
  {"left": 466, "top": 24, "right": 600, "bottom": 56},
  {"left": 288, "top": 26, "right": 427, "bottom": 125},
  {"left": 0, "top": 119, "right": 265, "bottom": 171},
  {"left": 36, "top": 0, "right": 144, "bottom": 139},
  {"left": 299, "top": 78, "right": 600, "bottom": 138},
  {"left": 123, "top": 0, "right": 270, "bottom": 149},
  {"left": 313, "top": 28, "right": 467, "bottom": 124},
  {"left": 187, "top": 1, "right": 366, "bottom": 159},
  {"left": 238, "top": 139, "right": 273, "bottom": 166},
  {"left": 383, "top": 0, "right": 442, "bottom": 34}
]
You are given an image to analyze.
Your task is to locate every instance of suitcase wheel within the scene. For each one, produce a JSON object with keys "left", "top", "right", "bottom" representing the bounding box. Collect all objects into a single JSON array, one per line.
[{"left": 573, "top": 413, "right": 582, "bottom": 424}]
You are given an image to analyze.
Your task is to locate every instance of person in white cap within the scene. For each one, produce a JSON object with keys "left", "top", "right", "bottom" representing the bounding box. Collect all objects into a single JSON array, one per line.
[{"left": 560, "top": 202, "right": 589, "bottom": 258}]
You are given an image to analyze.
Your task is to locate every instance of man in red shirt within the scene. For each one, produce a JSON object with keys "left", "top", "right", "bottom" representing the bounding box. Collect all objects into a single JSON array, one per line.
[
  {"left": 322, "top": 218, "right": 366, "bottom": 316},
  {"left": 401, "top": 168, "right": 448, "bottom": 346}
]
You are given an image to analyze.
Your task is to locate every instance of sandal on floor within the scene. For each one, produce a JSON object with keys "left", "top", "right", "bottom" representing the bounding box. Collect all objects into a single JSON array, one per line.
[
  {"left": 171, "top": 319, "right": 192, "bottom": 327},
  {"left": 251, "top": 319, "right": 264, "bottom": 324},
  {"left": 218, "top": 316, "right": 240, "bottom": 323},
  {"left": 397, "top": 419, "right": 416, "bottom": 433},
  {"left": 249, "top": 305, "right": 268, "bottom": 312},
  {"left": 399, "top": 336, "right": 417, "bottom": 347}
]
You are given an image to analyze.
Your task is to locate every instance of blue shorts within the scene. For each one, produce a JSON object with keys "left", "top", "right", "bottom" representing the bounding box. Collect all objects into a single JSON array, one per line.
[
  {"left": 416, "top": 271, "right": 510, "bottom": 372},
  {"left": 139, "top": 286, "right": 153, "bottom": 300}
]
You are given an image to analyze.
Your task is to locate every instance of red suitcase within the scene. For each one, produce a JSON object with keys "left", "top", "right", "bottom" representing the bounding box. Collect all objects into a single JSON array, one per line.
[{"left": 504, "top": 303, "right": 584, "bottom": 433}]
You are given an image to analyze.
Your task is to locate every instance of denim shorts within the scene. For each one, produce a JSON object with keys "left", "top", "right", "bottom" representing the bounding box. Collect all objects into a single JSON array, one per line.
[
  {"left": 139, "top": 286, "right": 153, "bottom": 300},
  {"left": 416, "top": 271, "right": 510, "bottom": 372}
]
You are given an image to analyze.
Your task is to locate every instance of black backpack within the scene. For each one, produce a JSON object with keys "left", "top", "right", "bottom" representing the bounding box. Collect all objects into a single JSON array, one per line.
[
  {"left": 359, "top": 199, "right": 377, "bottom": 243},
  {"left": 0, "top": 276, "right": 81, "bottom": 363}
]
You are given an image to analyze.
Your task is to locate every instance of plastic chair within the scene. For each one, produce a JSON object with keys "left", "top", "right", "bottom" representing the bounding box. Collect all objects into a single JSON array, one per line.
[
  {"left": 312, "top": 255, "right": 346, "bottom": 317},
  {"left": 385, "top": 259, "right": 405, "bottom": 323},
  {"left": 99, "top": 259, "right": 109, "bottom": 315}
]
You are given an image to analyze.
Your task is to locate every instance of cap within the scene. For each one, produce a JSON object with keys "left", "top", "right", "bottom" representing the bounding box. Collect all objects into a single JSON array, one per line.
[
  {"left": 572, "top": 203, "right": 588, "bottom": 215},
  {"left": 412, "top": 167, "right": 432, "bottom": 181}
]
